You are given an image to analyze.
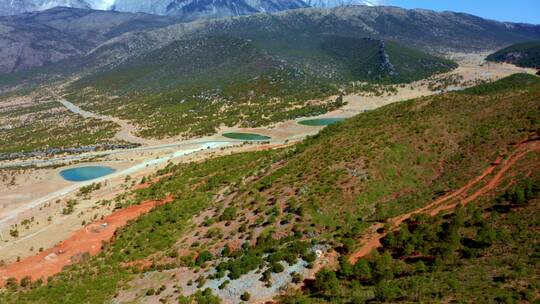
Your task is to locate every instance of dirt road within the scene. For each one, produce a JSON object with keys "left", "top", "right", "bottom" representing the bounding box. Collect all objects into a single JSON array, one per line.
[
  {"left": 349, "top": 139, "right": 540, "bottom": 264},
  {"left": 57, "top": 98, "right": 160, "bottom": 146}
]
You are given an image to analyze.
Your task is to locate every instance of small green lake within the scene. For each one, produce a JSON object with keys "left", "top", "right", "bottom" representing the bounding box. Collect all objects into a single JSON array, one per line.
[
  {"left": 298, "top": 117, "right": 345, "bottom": 126},
  {"left": 222, "top": 132, "right": 271, "bottom": 141}
]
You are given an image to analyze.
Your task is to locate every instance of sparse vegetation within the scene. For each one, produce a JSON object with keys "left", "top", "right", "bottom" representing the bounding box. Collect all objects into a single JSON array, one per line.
[
  {"left": 0, "top": 100, "right": 119, "bottom": 154},
  {"left": 1, "top": 74, "right": 538, "bottom": 303},
  {"left": 78, "top": 183, "right": 102, "bottom": 197}
]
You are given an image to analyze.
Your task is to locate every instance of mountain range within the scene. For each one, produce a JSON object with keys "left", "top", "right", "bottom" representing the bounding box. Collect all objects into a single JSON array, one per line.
[
  {"left": 0, "top": 8, "right": 180, "bottom": 73},
  {"left": 0, "top": 0, "right": 381, "bottom": 17},
  {"left": 1, "top": 5, "right": 540, "bottom": 76},
  {"left": 0, "top": 0, "right": 384, "bottom": 20},
  {"left": 0, "top": 0, "right": 309, "bottom": 24}
]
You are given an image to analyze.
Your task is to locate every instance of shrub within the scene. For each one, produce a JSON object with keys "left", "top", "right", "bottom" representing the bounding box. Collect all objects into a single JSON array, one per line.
[
  {"left": 291, "top": 272, "right": 303, "bottom": 284},
  {"left": 206, "top": 227, "right": 222, "bottom": 239},
  {"left": 219, "top": 207, "right": 237, "bottom": 221},
  {"left": 9, "top": 229, "right": 19, "bottom": 238},
  {"left": 271, "top": 262, "right": 285, "bottom": 273},
  {"left": 353, "top": 260, "right": 372, "bottom": 282},
  {"left": 179, "top": 288, "right": 221, "bottom": 304},
  {"left": 6, "top": 277, "right": 18, "bottom": 291},
  {"left": 240, "top": 292, "right": 251, "bottom": 301},
  {"left": 374, "top": 280, "right": 402, "bottom": 301},
  {"left": 312, "top": 269, "right": 340, "bottom": 298},
  {"left": 219, "top": 280, "right": 230, "bottom": 290},
  {"left": 145, "top": 288, "right": 155, "bottom": 296}
]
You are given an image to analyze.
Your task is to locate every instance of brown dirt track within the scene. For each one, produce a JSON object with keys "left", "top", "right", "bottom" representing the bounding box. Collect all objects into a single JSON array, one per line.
[
  {"left": 349, "top": 138, "right": 540, "bottom": 264},
  {"left": 0, "top": 196, "right": 173, "bottom": 285}
]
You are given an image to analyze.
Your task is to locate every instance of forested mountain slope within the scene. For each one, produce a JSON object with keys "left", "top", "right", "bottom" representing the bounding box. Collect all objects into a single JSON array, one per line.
[
  {"left": 487, "top": 41, "right": 540, "bottom": 69},
  {"left": 66, "top": 34, "right": 455, "bottom": 138},
  {"left": 87, "top": 5, "right": 540, "bottom": 68}
]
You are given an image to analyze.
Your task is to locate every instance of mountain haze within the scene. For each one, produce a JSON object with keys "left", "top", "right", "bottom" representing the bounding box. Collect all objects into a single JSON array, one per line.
[
  {"left": 0, "top": 0, "right": 308, "bottom": 19},
  {"left": 0, "top": 7, "right": 179, "bottom": 73}
]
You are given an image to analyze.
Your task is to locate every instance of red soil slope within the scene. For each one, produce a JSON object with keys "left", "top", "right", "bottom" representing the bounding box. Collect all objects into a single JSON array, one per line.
[{"left": 0, "top": 196, "right": 173, "bottom": 284}]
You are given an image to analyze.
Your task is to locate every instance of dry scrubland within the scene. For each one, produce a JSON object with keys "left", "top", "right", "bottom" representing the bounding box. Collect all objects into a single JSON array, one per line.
[
  {"left": 0, "top": 73, "right": 537, "bottom": 303},
  {"left": 0, "top": 55, "right": 532, "bottom": 265},
  {"left": 0, "top": 92, "right": 119, "bottom": 155},
  {"left": 0, "top": 4, "right": 539, "bottom": 302}
]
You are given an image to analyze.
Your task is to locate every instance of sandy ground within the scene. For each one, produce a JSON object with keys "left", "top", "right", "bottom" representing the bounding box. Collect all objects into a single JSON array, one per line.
[{"left": 0, "top": 53, "right": 536, "bottom": 264}]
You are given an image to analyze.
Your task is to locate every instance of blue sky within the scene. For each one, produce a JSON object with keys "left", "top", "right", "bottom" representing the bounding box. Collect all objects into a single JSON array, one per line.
[{"left": 382, "top": 0, "right": 540, "bottom": 24}]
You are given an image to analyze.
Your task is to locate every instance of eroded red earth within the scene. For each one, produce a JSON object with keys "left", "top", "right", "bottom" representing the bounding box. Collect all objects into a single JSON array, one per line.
[{"left": 0, "top": 196, "right": 173, "bottom": 284}]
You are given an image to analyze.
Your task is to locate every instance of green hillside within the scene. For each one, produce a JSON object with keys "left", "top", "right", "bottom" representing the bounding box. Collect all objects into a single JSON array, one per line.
[
  {"left": 486, "top": 41, "right": 540, "bottom": 69},
  {"left": 67, "top": 34, "right": 455, "bottom": 138},
  {"left": 285, "top": 180, "right": 540, "bottom": 303},
  {"left": 2, "top": 74, "right": 539, "bottom": 303}
]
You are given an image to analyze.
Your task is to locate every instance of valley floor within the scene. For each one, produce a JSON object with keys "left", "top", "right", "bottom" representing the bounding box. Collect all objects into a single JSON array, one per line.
[{"left": 0, "top": 52, "right": 535, "bottom": 270}]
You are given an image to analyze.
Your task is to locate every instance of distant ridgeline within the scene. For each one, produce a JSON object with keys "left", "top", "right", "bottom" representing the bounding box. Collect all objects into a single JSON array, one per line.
[
  {"left": 75, "top": 35, "right": 456, "bottom": 92},
  {"left": 486, "top": 41, "right": 540, "bottom": 70}
]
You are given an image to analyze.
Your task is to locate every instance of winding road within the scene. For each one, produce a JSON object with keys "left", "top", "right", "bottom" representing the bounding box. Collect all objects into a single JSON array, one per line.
[
  {"left": 348, "top": 138, "right": 540, "bottom": 264},
  {"left": 57, "top": 97, "right": 158, "bottom": 146}
]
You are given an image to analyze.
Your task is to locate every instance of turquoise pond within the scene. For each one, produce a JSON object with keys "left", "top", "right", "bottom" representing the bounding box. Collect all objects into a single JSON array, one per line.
[
  {"left": 298, "top": 117, "right": 345, "bottom": 126},
  {"left": 222, "top": 132, "right": 271, "bottom": 141},
  {"left": 60, "top": 166, "right": 116, "bottom": 182}
]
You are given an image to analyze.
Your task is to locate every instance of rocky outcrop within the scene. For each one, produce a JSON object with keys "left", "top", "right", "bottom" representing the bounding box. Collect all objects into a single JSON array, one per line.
[{"left": 378, "top": 40, "right": 397, "bottom": 76}]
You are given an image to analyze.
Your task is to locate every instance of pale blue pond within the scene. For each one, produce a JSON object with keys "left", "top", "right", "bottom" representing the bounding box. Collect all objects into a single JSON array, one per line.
[{"left": 60, "top": 166, "right": 115, "bottom": 182}]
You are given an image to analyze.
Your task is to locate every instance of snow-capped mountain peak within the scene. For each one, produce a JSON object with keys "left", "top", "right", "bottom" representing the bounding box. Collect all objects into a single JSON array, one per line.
[
  {"left": 0, "top": 0, "right": 308, "bottom": 17},
  {"left": 90, "top": 0, "right": 114, "bottom": 10},
  {"left": 305, "top": 0, "right": 385, "bottom": 8}
]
